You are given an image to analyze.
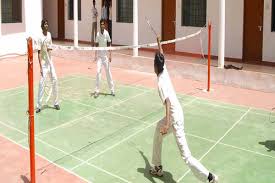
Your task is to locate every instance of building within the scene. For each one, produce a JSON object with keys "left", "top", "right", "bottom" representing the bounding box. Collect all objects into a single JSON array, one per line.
[{"left": 1, "top": 0, "right": 275, "bottom": 64}]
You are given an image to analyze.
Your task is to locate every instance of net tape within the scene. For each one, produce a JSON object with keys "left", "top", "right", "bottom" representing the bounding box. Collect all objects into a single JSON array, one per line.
[
  {"left": 50, "top": 28, "right": 204, "bottom": 51},
  {"left": 0, "top": 28, "right": 205, "bottom": 58}
]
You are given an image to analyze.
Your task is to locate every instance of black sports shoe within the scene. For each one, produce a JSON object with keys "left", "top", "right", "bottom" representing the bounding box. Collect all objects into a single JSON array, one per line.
[
  {"left": 149, "top": 165, "right": 163, "bottom": 177},
  {"left": 54, "top": 104, "right": 60, "bottom": 110},
  {"left": 36, "top": 108, "right": 41, "bottom": 113},
  {"left": 208, "top": 172, "right": 219, "bottom": 183},
  {"left": 94, "top": 92, "right": 99, "bottom": 98}
]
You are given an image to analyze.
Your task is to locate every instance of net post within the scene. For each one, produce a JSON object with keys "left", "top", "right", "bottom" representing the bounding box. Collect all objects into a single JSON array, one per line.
[
  {"left": 27, "top": 37, "right": 36, "bottom": 183},
  {"left": 207, "top": 21, "right": 212, "bottom": 92}
]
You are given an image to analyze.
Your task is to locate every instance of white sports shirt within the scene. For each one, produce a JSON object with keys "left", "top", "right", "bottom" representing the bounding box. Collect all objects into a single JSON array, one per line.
[
  {"left": 157, "top": 66, "right": 183, "bottom": 123},
  {"left": 95, "top": 29, "right": 111, "bottom": 57},
  {"left": 37, "top": 32, "right": 52, "bottom": 66}
]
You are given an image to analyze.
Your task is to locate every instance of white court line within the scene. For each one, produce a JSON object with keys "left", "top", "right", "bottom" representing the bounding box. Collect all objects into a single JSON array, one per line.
[
  {"left": 37, "top": 90, "right": 148, "bottom": 137},
  {"left": 188, "top": 99, "right": 274, "bottom": 118},
  {"left": 78, "top": 74, "right": 274, "bottom": 118},
  {"left": 36, "top": 138, "right": 131, "bottom": 183},
  {"left": 0, "top": 120, "right": 28, "bottom": 135},
  {"left": 0, "top": 133, "right": 91, "bottom": 183},
  {"left": 37, "top": 110, "right": 101, "bottom": 136},
  {"left": 177, "top": 108, "right": 251, "bottom": 183},
  {"left": 0, "top": 75, "right": 81, "bottom": 98},
  {"left": 75, "top": 74, "right": 149, "bottom": 92},
  {"left": 2, "top": 103, "right": 275, "bottom": 182},
  {"left": 71, "top": 98, "right": 198, "bottom": 171},
  {"left": 68, "top": 99, "right": 154, "bottom": 125},
  {"left": 17, "top": 88, "right": 150, "bottom": 144},
  {"left": 185, "top": 133, "right": 275, "bottom": 159}
]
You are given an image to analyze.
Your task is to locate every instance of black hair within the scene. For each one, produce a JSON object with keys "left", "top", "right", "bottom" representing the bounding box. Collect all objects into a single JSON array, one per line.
[
  {"left": 100, "top": 19, "right": 105, "bottom": 24},
  {"left": 154, "top": 51, "right": 165, "bottom": 74},
  {"left": 41, "top": 19, "right": 48, "bottom": 29}
]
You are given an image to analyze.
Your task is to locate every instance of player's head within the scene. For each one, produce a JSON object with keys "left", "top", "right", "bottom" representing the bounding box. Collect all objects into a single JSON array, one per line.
[
  {"left": 154, "top": 51, "right": 165, "bottom": 75},
  {"left": 93, "top": 0, "right": 96, "bottom": 6},
  {"left": 41, "top": 19, "right": 48, "bottom": 31},
  {"left": 100, "top": 19, "right": 105, "bottom": 32}
]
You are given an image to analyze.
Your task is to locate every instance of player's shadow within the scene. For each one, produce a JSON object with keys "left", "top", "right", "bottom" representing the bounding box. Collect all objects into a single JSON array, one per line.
[
  {"left": 41, "top": 104, "right": 56, "bottom": 110},
  {"left": 90, "top": 92, "right": 113, "bottom": 98},
  {"left": 137, "top": 150, "right": 177, "bottom": 183},
  {"left": 20, "top": 175, "right": 30, "bottom": 183},
  {"left": 259, "top": 140, "right": 275, "bottom": 152}
]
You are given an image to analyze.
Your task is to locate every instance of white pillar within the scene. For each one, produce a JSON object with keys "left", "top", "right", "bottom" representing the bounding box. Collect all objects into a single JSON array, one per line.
[
  {"left": 218, "top": 0, "right": 225, "bottom": 68},
  {"left": 0, "top": 0, "right": 2, "bottom": 36},
  {"left": 74, "top": 0, "right": 79, "bottom": 47},
  {"left": 133, "top": 0, "right": 138, "bottom": 57}
]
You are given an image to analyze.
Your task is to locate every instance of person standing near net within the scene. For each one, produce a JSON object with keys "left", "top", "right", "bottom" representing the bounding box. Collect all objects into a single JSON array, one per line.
[
  {"left": 36, "top": 19, "right": 60, "bottom": 113},
  {"left": 93, "top": 19, "right": 115, "bottom": 98},
  {"left": 150, "top": 37, "right": 218, "bottom": 183},
  {"left": 91, "top": 0, "right": 98, "bottom": 46}
]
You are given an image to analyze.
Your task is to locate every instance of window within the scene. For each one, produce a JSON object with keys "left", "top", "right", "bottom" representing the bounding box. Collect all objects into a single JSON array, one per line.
[
  {"left": 117, "top": 0, "right": 133, "bottom": 23},
  {"left": 272, "top": 0, "right": 275, "bottom": 32},
  {"left": 181, "top": 0, "right": 206, "bottom": 27},
  {"left": 1, "top": 0, "right": 22, "bottom": 23},
  {"left": 68, "top": 0, "right": 81, "bottom": 20}
]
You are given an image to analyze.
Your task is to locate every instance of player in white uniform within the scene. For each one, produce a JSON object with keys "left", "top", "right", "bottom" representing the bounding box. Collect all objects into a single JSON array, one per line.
[
  {"left": 36, "top": 19, "right": 60, "bottom": 113},
  {"left": 93, "top": 19, "right": 115, "bottom": 98},
  {"left": 150, "top": 37, "right": 218, "bottom": 183}
]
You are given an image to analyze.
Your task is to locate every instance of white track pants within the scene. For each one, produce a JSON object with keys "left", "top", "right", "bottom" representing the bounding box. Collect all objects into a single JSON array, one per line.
[
  {"left": 37, "top": 63, "right": 59, "bottom": 108},
  {"left": 95, "top": 56, "right": 114, "bottom": 93},
  {"left": 152, "top": 117, "right": 210, "bottom": 182}
]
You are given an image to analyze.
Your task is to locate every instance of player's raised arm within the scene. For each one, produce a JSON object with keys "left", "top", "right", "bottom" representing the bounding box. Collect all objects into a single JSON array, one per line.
[{"left": 157, "top": 36, "right": 163, "bottom": 55}]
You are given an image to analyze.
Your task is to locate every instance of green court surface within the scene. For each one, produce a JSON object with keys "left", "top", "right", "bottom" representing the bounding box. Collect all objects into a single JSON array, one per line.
[{"left": 0, "top": 75, "right": 275, "bottom": 183}]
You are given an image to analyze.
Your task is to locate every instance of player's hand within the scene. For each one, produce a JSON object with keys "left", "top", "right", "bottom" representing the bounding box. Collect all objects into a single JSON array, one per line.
[
  {"left": 109, "top": 57, "right": 112, "bottom": 62},
  {"left": 157, "top": 36, "right": 161, "bottom": 42},
  {"left": 160, "top": 125, "right": 169, "bottom": 135}
]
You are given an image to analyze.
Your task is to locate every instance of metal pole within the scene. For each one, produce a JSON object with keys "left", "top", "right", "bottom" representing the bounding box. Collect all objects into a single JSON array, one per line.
[{"left": 27, "top": 37, "right": 36, "bottom": 183}]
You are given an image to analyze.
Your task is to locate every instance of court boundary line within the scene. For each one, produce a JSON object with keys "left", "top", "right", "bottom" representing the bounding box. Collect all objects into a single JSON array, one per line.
[
  {"left": 17, "top": 89, "right": 150, "bottom": 145},
  {"left": 36, "top": 138, "right": 131, "bottom": 183},
  {"left": 177, "top": 108, "right": 251, "bottom": 182},
  {"left": 1, "top": 75, "right": 274, "bottom": 182},
  {"left": 70, "top": 98, "right": 198, "bottom": 170},
  {"left": 78, "top": 75, "right": 274, "bottom": 117},
  {"left": 0, "top": 75, "right": 83, "bottom": 97},
  {"left": 2, "top": 105, "right": 275, "bottom": 183},
  {"left": 66, "top": 98, "right": 163, "bottom": 126},
  {"left": 0, "top": 133, "right": 91, "bottom": 183}
]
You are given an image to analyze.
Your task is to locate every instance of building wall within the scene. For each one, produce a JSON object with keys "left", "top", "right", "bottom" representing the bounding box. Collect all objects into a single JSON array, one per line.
[
  {"left": 43, "top": 0, "right": 58, "bottom": 38},
  {"left": 0, "top": 0, "right": 42, "bottom": 56},
  {"left": 64, "top": 0, "right": 99, "bottom": 42},
  {"left": 112, "top": 0, "right": 245, "bottom": 60},
  {"left": 175, "top": 0, "right": 244, "bottom": 59},
  {"left": 112, "top": 0, "right": 161, "bottom": 46},
  {"left": 263, "top": 0, "right": 275, "bottom": 62},
  {"left": 1, "top": 0, "right": 274, "bottom": 62}
]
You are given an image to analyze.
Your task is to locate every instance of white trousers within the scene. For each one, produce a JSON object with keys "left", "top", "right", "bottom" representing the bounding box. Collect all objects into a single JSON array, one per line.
[
  {"left": 95, "top": 56, "right": 114, "bottom": 93},
  {"left": 152, "top": 117, "right": 210, "bottom": 182},
  {"left": 37, "top": 62, "right": 59, "bottom": 108}
]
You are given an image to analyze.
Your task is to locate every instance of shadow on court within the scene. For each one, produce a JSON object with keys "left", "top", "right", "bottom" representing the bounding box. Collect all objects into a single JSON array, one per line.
[
  {"left": 90, "top": 92, "right": 114, "bottom": 97},
  {"left": 137, "top": 150, "right": 177, "bottom": 183},
  {"left": 259, "top": 140, "right": 275, "bottom": 152}
]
